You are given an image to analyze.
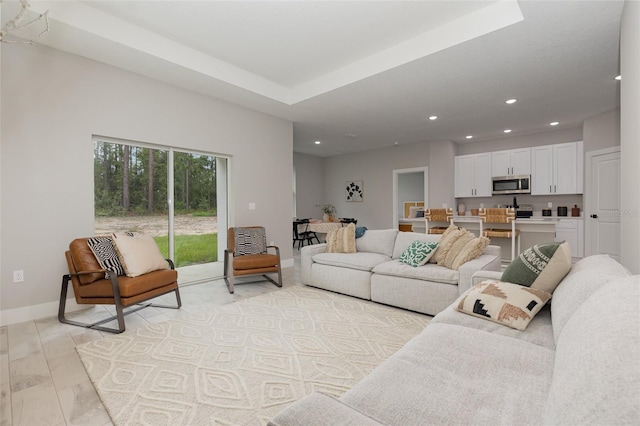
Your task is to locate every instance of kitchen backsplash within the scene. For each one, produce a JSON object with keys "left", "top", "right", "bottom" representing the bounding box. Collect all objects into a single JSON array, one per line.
[{"left": 455, "top": 194, "right": 583, "bottom": 215}]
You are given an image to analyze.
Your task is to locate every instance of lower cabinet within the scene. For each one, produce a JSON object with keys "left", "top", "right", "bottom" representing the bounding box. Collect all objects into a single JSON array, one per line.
[{"left": 555, "top": 218, "right": 584, "bottom": 258}]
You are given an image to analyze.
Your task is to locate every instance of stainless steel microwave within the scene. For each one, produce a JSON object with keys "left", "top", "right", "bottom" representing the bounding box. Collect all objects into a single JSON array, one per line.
[{"left": 492, "top": 175, "right": 531, "bottom": 195}]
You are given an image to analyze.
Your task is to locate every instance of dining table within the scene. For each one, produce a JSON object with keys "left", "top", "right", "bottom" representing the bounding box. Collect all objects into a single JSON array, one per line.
[{"left": 297, "top": 220, "right": 346, "bottom": 242}]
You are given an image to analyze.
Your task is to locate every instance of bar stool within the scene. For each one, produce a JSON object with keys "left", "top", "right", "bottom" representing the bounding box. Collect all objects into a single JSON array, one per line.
[
  {"left": 479, "top": 208, "right": 520, "bottom": 261},
  {"left": 424, "top": 208, "right": 453, "bottom": 234}
]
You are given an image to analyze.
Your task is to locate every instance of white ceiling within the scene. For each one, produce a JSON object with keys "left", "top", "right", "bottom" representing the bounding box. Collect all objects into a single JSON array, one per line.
[{"left": 8, "top": 1, "right": 624, "bottom": 157}]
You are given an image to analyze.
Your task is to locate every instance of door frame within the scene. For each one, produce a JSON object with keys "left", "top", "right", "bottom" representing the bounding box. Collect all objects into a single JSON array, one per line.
[
  {"left": 584, "top": 145, "right": 620, "bottom": 257},
  {"left": 392, "top": 167, "right": 429, "bottom": 229}
]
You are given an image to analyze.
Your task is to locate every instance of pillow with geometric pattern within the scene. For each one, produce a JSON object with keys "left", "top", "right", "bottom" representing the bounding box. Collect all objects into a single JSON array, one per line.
[
  {"left": 399, "top": 240, "right": 439, "bottom": 267},
  {"left": 456, "top": 279, "right": 552, "bottom": 330},
  {"left": 87, "top": 236, "right": 126, "bottom": 279},
  {"left": 501, "top": 241, "right": 571, "bottom": 294}
]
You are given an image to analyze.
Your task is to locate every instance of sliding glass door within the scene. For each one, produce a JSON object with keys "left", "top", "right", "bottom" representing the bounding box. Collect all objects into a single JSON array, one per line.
[{"left": 93, "top": 137, "right": 227, "bottom": 285}]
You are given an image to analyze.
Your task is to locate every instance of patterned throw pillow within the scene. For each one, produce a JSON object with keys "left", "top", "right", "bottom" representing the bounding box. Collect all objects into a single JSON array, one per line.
[
  {"left": 501, "top": 241, "right": 572, "bottom": 293},
  {"left": 400, "top": 240, "right": 439, "bottom": 267},
  {"left": 234, "top": 227, "right": 267, "bottom": 255},
  {"left": 456, "top": 279, "right": 552, "bottom": 330},
  {"left": 325, "top": 223, "right": 356, "bottom": 253},
  {"left": 87, "top": 236, "right": 126, "bottom": 279},
  {"left": 439, "top": 233, "right": 490, "bottom": 270},
  {"left": 429, "top": 224, "right": 466, "bottom": 264}
]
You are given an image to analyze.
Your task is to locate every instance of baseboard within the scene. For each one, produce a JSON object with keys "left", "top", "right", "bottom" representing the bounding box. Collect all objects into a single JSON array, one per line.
[
  {"left": 1, "top": 259, "right": 295, "bottom": 327},
  {"left": 0, "top": 298, "right": 88, "bottom": 327}
]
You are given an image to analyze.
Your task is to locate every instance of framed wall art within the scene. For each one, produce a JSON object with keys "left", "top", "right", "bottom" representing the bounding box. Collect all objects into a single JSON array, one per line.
[{"left": 346, "top": 181, "right": 363, "bottom": 202}]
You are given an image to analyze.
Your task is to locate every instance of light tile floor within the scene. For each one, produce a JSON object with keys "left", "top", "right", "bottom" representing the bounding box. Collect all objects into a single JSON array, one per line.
[{"left": 1, "top": 257, "right": 300, "bottom": 426}]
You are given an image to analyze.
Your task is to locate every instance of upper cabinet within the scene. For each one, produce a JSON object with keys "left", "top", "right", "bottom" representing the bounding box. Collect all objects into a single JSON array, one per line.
[
  {"left": 491, "top": 148, "right": 531, "bottom": 177},
  {"left": 531, "top": 141, "right": 583, "bottom": 195},
  {"left": 455, "top": 153, "right": 492, "bottom": 197}
]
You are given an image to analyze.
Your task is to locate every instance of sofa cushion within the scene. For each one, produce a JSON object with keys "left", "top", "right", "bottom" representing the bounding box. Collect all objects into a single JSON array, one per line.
[
  {"left": 341, "top": 322, "right": 555, "bottom": 426},
  {"left": 372, "top": 260, "right": 459, "bottom": 285},
  {"left": 550, "top": 254, "right": 630, "bottom": 343},
  {"left": 356, "top": 229, "right": 398, "bottom": 257},
  {"left": 431, "top": 304, "right": 555, "bottom": 348},
  {"left": 312, "top": 252, "right": 391, "bottom": 272},
  {"left": 430, "top": 224, "right": 466, "bottom": 264},
  {"left": 392, "top": 232, "right": 440, "bottom": 259},
  {"left": 501, "top": 241, "right": 571, "bottom": 293},
  {"left": 439, "top": 233, "right": 490, "bottom": 270},
  {"left": 544, "top": 276, "right": 640, "bottom": 424},
  {"left": 399, "top": 241, "right": 439, "bottom": 267},
  {"left": 111, "top": 232, "right": 169, "bottom": 278},
  {"left": 325, "top": 223, "right": 356, "bottom": 253},
  {"left": 456, "top": 279, "right": 552, "bottom": 331}
]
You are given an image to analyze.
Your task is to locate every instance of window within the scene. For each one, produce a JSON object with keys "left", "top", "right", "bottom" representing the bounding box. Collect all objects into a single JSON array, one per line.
[{"left": 93, "top": 136, "right": 228, "bottom": 284}]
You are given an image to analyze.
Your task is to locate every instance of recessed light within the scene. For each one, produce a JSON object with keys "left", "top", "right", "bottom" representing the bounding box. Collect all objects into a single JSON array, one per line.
[
  {"left": 615, "top": 75, "right": 621, "bottom": 81},
  {"left": 314, "top": 140, "right": 321, "bottom": 145},
  {"left": 465, "top": 135, "right": 473, "bottom": 139},
  {"left": 393, "top": 141, "right": 400, "bottom": 146},
  {"left": 505, "top": 99, "right": 517, "bottom": 104},
  {"left": 550, "top": 121, "right": 559, "bottom": 126},
  {"left": 428, "top": 115, "right": 438, "bottom": 120},
  {"left": 503, "top": 129, "right": 512, "bottom": 133}
]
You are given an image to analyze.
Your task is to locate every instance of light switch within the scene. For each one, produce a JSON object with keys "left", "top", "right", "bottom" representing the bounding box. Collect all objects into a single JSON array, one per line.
[{"left": 249, "top": 202, "right": 256, "bottom": 210}]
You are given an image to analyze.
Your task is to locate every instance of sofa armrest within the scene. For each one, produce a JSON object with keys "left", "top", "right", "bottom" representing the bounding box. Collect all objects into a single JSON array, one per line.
[
  {"left": 300, "top": 243, "right": 327, "bottom": 284},
  {"left": 457, "top": 245, "right": 502, "bottom": 294},
  {"left": 269, "top": 392, "right": 383, "bottom": 426},
  {"left": 471, "top": 270, "right": 504, "bottom": 286}
]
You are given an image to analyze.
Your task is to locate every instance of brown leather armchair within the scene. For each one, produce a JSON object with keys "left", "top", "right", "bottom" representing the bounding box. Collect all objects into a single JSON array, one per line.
[
  {"left": 59, "top": 237, "right": 182, "bottom": 333},
  {"left": 224, "top": 226, "right": 282, "bottom": 294}
]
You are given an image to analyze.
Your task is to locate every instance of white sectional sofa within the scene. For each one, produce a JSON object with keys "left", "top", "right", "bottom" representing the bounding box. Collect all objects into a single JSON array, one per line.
[
  {"left": 272, "top": 254, "right": 639, "bottom": 425},
  {"left": 300, "top": 229, "right": 502, "bottom": 316}
]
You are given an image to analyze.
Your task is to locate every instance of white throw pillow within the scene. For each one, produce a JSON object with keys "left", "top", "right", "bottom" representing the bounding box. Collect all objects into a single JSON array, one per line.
[{"left": 111, "top": 232, "right": 169, "bottom": 277}]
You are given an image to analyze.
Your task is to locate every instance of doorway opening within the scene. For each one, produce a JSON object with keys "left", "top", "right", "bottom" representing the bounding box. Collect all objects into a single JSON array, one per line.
[
  {"left": 392, "top": 167, "right": 429, "bottom": 231},
  {"left": 93, "top": 136, "right": 228, "bottom": 285}
]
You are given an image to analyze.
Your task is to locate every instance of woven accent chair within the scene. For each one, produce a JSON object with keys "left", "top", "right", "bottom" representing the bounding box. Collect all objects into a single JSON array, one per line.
[
  {"left": 59, "top": 238, "right": 181, "bottom": 334},
  {"left": 479, "top": 208, "right": 521, "bottom": 261},
  {"left": 424, "top": 208, "right": 454, "bottom": 234},
  {"left": 224, "top": 226, "right": 283, "bottom": 294}
]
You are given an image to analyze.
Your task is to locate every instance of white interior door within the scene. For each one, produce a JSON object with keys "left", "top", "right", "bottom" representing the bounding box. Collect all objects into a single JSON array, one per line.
[{"left": 585, "top": 147, "right": 620, "bottom": 260}]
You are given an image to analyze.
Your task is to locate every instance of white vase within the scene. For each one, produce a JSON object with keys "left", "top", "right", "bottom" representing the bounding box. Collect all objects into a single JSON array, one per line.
[{"left": 322, "top": 213, "right": 329, "bottom": 222}]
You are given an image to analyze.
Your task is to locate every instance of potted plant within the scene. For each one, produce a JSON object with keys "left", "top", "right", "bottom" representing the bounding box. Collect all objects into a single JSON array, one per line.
[{"left": 318, "top": 204, "right": 337, "bottom": 222}]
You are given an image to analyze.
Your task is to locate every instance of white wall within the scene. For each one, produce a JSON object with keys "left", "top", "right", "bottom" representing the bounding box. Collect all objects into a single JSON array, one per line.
[
  {"left": 320, "top": 141, "right": 454, "bottom": 229},
  {"left": 620, "top": 1, "right": 640, "bottom": 273},
  {"left": 1, "top": 44, "right": 293, "bottom": 324},
  {"left": 293, "top": 152, "right": 324, "bottom": 219}
]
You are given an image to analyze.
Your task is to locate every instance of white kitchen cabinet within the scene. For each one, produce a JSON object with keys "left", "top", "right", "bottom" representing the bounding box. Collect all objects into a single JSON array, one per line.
[
  {"left": 455, "top": 153, "right": 492, "bottom": 197},
  {"left": 555, "top": 218, "right": 584, "bottom": 258},
  {"left": 491, "top": 148, "right": 531, "bottom": 177},
  {"left": 531, "top": 141, "right": 583, "bottom": 195}
]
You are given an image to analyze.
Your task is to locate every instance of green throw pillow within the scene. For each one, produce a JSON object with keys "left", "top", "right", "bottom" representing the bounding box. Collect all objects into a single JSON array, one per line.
[
  {"left": 501, "top": 241, "right": 572, "bottom": 294},
  {"left": 400, "top": 241, "right": 439, "bottom": 267}
]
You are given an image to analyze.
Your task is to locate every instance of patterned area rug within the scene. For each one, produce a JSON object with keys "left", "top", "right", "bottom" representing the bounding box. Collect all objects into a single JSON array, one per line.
[{"left": 76, "top": 285, "right": 430, "bottom": 425}]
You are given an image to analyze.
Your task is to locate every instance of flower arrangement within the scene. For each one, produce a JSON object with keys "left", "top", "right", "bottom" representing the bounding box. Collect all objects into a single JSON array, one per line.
[{"left": 317, "top": 204, "right": 336, "bottom": 215}]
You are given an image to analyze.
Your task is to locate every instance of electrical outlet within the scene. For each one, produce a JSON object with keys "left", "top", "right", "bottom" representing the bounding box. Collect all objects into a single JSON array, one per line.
[{"left": 13, "top": 270, "right": 24, "bottom": 283}]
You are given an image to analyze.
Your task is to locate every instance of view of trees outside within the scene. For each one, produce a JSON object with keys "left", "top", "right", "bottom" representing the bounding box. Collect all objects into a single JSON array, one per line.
[{"left": 94, "top": 140, "right": 218, "bottom": 267}]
